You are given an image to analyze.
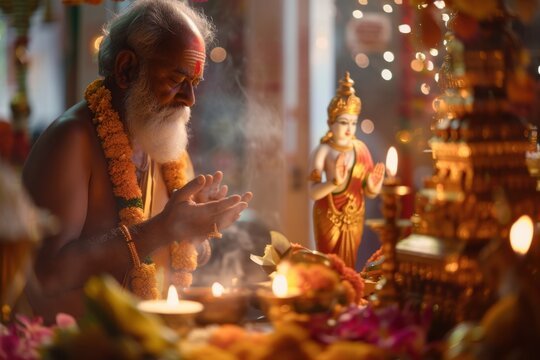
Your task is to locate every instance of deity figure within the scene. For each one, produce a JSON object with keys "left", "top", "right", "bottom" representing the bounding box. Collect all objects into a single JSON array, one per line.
[{"left": 308, "top": 72, "right": 384, "bottom": 269}]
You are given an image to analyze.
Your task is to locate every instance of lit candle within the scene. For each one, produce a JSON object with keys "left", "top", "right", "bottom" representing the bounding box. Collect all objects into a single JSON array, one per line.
[
  {"left": 137, "top": 285, "right": 203, "bottom": 315},
  {"left": 137, "top": 285, "right": 203, "bottom": 335},
  {"left": 385, "top": 146, "right": 398, "bottom": 183},
  {"left": 256, "top": 271, "right": 301, "bottom": 324},
  {"left": 510, "top": 215, "right": 533, "bottom": 257}
]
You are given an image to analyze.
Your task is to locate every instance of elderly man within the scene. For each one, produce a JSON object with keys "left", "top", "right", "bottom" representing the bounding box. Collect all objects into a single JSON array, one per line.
[{"left": 22, "top": 0, "right": 251, "bottom": 322}]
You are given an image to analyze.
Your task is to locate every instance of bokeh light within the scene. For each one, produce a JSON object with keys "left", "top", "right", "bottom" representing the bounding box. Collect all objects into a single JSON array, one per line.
[
  {"left": 360, "top": 119, "right": 375, "bottom": 134},
  {"left": 397, "top": 130, "right": 412, "bottom": 144},
  {"left": 381, "top": 69, "right": 393, "bottom": 80},
  {"left": 210, "top": 47, "right": 227, "bottom": 63},
  {"left": 399, "top": 24, "right": 411, "bottom": 34},
  {"left": 353, "top": 10, "right": 364, "bottom": 19},
  {"left": 355, "top": 53, "right": 370, "bottom": 68},
  {"left": 434, "top": 0, "right": 446, "bottom": 9},
  {"left": 383, "top": 51, "right": 395, "bottom": 62},
  {"left": 410, "top": 59, "right": 424, "bottom": 72}
]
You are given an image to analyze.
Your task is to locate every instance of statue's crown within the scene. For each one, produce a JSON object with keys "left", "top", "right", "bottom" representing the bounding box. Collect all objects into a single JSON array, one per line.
[{"left": 327, "top": 72, "right": 361, "bottom": 123}]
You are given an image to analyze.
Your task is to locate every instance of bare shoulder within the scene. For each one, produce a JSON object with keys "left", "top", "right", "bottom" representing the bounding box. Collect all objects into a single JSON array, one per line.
[
  {"left": 35, "top": 101, "right": 93, "bottom": 149},
  {"left": 23, "top": 101, "right": 95, "bottom": 200}
]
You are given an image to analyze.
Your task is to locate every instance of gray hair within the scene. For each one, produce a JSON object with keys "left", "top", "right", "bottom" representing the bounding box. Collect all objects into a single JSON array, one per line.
[{"left": 98, "top": 0, "right": 215, "bottom": 77}]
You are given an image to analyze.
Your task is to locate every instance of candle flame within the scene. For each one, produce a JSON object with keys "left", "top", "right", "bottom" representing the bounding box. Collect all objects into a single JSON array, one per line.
[
  {"left": 386, "top": 146, "right": 398, "bottom": 177},
  {"left": 212, "top": 282, "right": 225, "bottom": 297},
  {"left": 272, "top": 274, "right": 288, "bottom": 297},
  {"left": 166, "top": 285, "right": 180, "bottom": 306},
  {"left": 510, "top": 215, "right": 534, "bottom": 255}
]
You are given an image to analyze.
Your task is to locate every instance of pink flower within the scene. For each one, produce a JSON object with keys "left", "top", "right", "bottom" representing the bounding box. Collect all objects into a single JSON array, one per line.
[
  {"left": 308, "top": 304, "right": 432, "bottom": 359},
  {"left": 55, "top": 313, "right": 77, "bottom": 329},
  {"left": 0, "top": 314, "right": 75, "bottom": 360}
]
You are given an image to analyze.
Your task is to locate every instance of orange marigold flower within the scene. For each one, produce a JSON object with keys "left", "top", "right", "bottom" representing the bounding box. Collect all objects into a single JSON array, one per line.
[
  {"left": 162, "top": 156, "right": 188, "bottom": 192},
  {"left": 341, "top": 267, "right": 364, "bottom": 303},
  {"left": 170, "top": 241, "right": 198, "bottom": 271},
  {"left": 327, "top": 253, "right": 346, "bottom": 274},
  {"left": 184, "top": 345, "right": 234, "bottom": 360},
  {"left": 119, "top": 207, "right": 144, "bottom": 226},
  {"left": 325, "top": 253, "right": 364, "bottom": 303},
  {"left": 131, "top": 263, "right": 157, "bottom": 279},
  {"left": 130, "top": 264, "right": 159, "bottom": 299},
  {"left": 291, "top": 263, "right": 339, "bottom": 293},
  {"left": 209, "top": 324, "right": 249, "bottom": 350},
  {"left": 171, "top": 270, "right": 193, "bottom": 288},
  {"left": 341, "top": 279, "right": 356, "bottom": 305}
]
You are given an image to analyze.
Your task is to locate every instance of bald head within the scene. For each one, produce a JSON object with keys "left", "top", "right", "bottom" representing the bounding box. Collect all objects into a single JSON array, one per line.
[{"left": 98, "top": 0, "right": 214, "bottom": 78}]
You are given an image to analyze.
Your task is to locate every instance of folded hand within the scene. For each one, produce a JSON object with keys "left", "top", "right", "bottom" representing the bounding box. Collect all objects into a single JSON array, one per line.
[{"left": 158, "top": 174, "right": 252, "bottom": 243}]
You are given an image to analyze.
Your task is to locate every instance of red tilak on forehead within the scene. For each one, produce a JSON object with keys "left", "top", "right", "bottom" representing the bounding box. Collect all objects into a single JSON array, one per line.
[{"left": 183, "top": 49, "right": 205, "bottom": 77}]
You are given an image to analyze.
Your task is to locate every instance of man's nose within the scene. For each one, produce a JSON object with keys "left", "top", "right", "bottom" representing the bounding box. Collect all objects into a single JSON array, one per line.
[{"left": 175, "top": 82, "right": 195, "bottom": 107}]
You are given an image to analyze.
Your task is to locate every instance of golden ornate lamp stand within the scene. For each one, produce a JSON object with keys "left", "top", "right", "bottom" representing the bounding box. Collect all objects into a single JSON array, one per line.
[{"left": 366, "top": 180, "right": 411, "bottom": 307}]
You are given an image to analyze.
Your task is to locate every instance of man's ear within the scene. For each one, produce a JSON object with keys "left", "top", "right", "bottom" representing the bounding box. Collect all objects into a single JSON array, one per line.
[{"left": 114, "top": 49, "right": 139, "bottom": 89}]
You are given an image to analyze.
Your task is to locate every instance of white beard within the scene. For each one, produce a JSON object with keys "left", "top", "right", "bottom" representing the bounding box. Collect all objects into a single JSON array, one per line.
[{"left": 124, "top": 69, "right": 191, "bottom": 164}]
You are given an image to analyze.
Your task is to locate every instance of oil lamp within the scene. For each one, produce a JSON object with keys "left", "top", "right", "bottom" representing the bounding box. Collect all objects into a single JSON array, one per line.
[
  {"left": 137, "top": 285, "right": 203, "bottom": 335},
  {"left": 181, "top": 282, "right": 250, "bottom": 325}
]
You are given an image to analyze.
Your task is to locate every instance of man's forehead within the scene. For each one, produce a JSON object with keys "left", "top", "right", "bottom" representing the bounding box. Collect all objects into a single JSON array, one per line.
[
  {"left": 183, "top": 49, "right": 206, "bottom": 78},
  {"left": 158, "top": 33, "right": 206, "bottom": 78},
  {"left": 148, "top": 43, "right": 206, "bottom": 78}
]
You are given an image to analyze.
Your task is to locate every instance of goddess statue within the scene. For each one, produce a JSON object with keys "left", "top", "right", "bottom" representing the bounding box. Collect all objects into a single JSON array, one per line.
[{"left": 308, "top": 72, "right": 385, "bottom": 269}]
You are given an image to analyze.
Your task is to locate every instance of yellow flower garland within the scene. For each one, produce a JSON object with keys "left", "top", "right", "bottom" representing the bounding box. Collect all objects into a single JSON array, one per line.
[{"left": 85, "top": 79, "right": 199, "bottom": 299}]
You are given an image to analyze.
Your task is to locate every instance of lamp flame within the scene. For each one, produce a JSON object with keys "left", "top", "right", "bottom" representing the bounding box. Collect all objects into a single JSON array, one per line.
[
  {"left": 166, "top": 285, "right": 180, "bottom": 306},
  {"left": 212, "top": 282, "right": 225, "bottom": 297},
  {"left": 272, "top": 274, "right": 288, "bottom": 297},
  {"left": 509, "top": 215, "right": 533, "bottom": 256},
  {"left": 386, "top": 146, "right": 398, "bottom": 177}
]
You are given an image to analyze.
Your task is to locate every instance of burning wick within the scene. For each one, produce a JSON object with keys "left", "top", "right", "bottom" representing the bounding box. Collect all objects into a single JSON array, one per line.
[
  {"left": 509, "top": 215, "right": 533, "bottom": 256},
  {"left": 167, "top": 285, "right": 180, "bottom": 305},
  {"left": 272, "top": 274, "right": 288, "bottom": 298},
  {"left": 137, "top": 285, "right": 203, "bottom": 315},
  {"left": 385, "top": 146, "right": 398, "bottom": 181},
  {"left": 212, "top": 282, "right": 225, "bottom": 297}
]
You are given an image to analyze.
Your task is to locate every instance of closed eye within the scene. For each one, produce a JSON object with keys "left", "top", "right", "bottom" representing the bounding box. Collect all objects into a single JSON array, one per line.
[{"left": 170, "top": 75, "right": 203, "bottom": 88}]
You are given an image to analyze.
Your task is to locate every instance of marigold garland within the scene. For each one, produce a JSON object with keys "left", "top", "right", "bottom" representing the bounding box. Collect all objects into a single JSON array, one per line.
[
  {"left": 326, "top": 253, "right": 365, "bottom": 304},
  {"left": 85, "top": 79, "right": 200, "bottom": 299}
]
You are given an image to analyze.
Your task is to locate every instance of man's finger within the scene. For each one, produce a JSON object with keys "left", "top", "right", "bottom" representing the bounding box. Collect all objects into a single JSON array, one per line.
[
  {"left": 241, "top": 192, "right": 253, "bottom": 203},
  {"left": 215, "top": 201, "right": 249, "bottom": 229},
  {"left": 171, "top": 175, "right": 206, "bottom": 202},
  {"left": 213, "top": 171, "right": 224, "bottom": 184},
  {"left": 216, "top": 185, "right": 228, "bottom": 199},
  {"left": 204, "top": 174, "right": 214, "bottom": 187},
  {"left": 204, "top": 195, "right": 243, "bottom": 214}
]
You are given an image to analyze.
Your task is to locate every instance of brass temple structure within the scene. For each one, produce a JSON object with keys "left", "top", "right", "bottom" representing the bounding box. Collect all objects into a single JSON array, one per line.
[{"left": 387, "top": 12, "right": 540, "bottom": 336}]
